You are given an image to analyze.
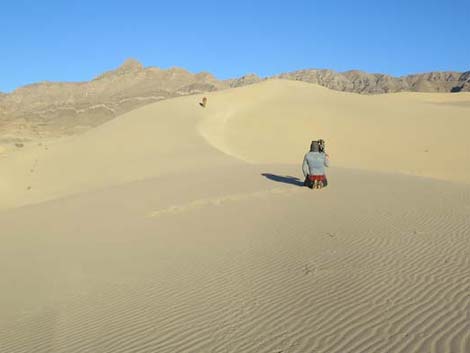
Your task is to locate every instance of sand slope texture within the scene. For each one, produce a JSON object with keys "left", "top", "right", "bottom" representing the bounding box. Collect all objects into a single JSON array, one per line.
[{"left": 1, "top": 79, "right": 469, "bottom": 353}]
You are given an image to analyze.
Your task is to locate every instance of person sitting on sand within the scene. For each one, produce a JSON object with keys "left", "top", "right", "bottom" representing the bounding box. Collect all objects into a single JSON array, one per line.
[{"left": 302, "top": 140, "right": 329, "bottom": 189}]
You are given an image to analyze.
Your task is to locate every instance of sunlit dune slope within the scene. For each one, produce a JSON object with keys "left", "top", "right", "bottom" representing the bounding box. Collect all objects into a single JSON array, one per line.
[{"left": 199, "top": 79, "right": 470, "bottom": 183}]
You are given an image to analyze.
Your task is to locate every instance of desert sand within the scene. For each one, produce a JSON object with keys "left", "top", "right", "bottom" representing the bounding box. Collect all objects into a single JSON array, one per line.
[{"left": 1, "top": 79, "right": 469, "bottom": 353}]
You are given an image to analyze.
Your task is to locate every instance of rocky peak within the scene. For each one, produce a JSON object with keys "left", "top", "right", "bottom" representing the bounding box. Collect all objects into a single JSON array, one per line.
[
  {"left": 195, "top": 71, "right": 218, "bottom": 81},
  {"left": 118, "top": 58, "right": 144, "bottom": 72},
  {"left": 227, "top": 74, "right": 263, "bottom": 88},
  {"left": 94, "top": 58, "right": 144, "bottom": 80}
]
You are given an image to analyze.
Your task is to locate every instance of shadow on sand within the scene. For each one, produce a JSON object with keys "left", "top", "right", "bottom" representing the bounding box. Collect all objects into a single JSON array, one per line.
[{"left": 261, "top": 173, "right": 304, "bottom": 187}]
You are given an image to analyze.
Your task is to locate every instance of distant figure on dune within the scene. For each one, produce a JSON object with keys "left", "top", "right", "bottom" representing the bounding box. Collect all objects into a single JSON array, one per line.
[
  {"left": 302, "top": 139, "right": 329, "bottom": 189},
  {"left": 199, "top": 97, "right": 208, "bottom": 108}
]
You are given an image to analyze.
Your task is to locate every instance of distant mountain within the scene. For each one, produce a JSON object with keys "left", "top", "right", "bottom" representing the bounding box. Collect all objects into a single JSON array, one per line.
[
  {"left": 225, "top": 74, "right": 264, "bottom": 88},
  {"left": 277, "top": 69, "right": 470, "bottom": 94},
  {"left": 0, "top": 59, "right": 468, "bottom": 148},
  {"left": 457, "top": 71, "right": 470, "bottom": 92}
]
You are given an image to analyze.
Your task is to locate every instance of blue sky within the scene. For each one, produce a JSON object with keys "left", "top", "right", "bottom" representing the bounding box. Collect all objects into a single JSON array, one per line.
[{"left": 1, "top": 0, "right": 469, "bottom": 92}]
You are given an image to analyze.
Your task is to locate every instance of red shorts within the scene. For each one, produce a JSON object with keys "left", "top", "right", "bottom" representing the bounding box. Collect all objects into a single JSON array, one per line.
[{"left": 308, "top": 175, "right": 326, "bottom": 182}]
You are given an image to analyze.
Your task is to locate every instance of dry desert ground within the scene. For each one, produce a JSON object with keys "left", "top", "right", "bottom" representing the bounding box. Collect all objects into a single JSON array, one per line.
[{"left": 1, "top": 79, "right": 470, "bottom": 353}]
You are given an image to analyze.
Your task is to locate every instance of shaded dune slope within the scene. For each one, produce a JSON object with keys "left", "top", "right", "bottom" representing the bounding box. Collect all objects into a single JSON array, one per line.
[{"left": 0, "top": 95, "right": 240, "bottom": 209}]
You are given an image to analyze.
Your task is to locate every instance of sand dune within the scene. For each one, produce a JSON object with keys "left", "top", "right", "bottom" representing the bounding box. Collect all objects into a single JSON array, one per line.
[
  {"left": 200, "top": 79, "right": 470, "bottom": 183},
  {"left": 2, "top": 79, "right": 470, "bottom": 210},
  {"left": 1, "top": 167, "right": 469, "bottom": 353},
  {"left": 0, "top": 95, "right": 239, "bottom": 210},
  {"left": 1, "top": 80, "right": 469, "bottom": 353}
]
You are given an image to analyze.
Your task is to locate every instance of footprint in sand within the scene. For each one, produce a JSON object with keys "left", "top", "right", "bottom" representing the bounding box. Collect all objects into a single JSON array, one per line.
[
  {"left": 30, "top": 159, "right": 39, "bottom": 174},
  {"left": 148, "top": 187, "right": 301, "bottom": 218}
]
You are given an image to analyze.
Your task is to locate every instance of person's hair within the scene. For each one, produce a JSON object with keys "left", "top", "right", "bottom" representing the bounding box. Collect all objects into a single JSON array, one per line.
[{"left": 310, "top": 141, "right": 320, "bottom": 152}]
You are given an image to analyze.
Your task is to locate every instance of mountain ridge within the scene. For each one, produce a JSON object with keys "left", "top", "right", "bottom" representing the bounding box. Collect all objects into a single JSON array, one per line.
[
  {"left": 0, "top": 59, "right": 468, "bottom": 149},
  {"left": 5, "top": 59, "right": 468, "bottom": 95},
  {"left": 276, "top": 69, "right": 470, "bottom": 94},
  {"left": 0, "top": 59, "right": 226, "bottom": 144}
]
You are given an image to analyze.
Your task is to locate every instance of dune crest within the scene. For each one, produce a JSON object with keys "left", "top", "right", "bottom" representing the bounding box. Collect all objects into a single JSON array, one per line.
[{"left": 199, "top": 79, "right": 470, "bottom": 184}]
